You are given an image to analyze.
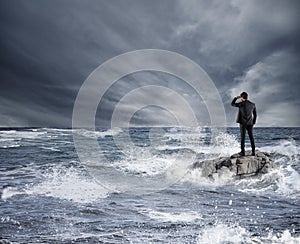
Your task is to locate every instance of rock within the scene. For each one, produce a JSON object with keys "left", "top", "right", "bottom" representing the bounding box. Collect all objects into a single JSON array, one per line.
[{"left": 192, "top": 150, "right": 275, "bottom": 178}]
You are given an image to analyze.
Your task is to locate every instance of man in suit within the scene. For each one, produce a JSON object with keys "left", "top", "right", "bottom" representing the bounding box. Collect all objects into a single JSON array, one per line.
[{"left": 231, "top": 92, "right": 257, "bottom": 156}]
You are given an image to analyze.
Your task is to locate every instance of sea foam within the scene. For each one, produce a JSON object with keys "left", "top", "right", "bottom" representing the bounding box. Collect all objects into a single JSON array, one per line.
[
  {"left": 1, "top": 166, "right": 114, "bottom": 203},
  {"left": 197, "top": 223, "right": 300, "bottom": 244},
  {"left": 138, "top": 208, "right": 202, "bottom": 222}
]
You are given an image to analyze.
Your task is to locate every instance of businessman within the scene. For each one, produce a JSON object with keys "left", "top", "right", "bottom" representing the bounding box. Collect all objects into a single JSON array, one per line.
[{"left": 231, "top": 92, "right": 257, "bottom": 156}]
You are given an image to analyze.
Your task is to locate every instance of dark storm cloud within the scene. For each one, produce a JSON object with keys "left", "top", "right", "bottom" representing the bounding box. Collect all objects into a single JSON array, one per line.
[{"left": 0, "top": 0, "right": 299, "bottom": 127}]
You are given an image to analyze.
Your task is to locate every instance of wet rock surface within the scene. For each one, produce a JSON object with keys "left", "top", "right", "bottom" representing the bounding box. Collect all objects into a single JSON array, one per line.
[{"left": 192, "top": 150, "right": 275, "bottom": 177}]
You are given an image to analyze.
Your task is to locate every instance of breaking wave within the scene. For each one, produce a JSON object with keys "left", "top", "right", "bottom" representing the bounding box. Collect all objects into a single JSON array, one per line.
[
  {"left": 2, "top": 166, "right": 115, "bottom": 203},
  {"left": 197, "top": 223, "right": 300, "bottom": 244},
  {"left": 184, "top": 138, "right": 300, "bottom": 198}
]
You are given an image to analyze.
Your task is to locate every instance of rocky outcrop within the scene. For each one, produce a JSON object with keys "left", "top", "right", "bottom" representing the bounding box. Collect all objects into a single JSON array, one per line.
[{"left": 192, "top": 150, "right": 275, "bottom": 178}]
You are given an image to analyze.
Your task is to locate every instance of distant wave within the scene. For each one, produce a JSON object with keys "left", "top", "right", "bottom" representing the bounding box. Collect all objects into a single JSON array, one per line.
[{"left": 73, "top": 127, "right": 122, "bottom": 138}]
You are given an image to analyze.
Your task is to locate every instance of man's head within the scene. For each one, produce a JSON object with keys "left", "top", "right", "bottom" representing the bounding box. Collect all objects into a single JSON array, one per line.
[{"left": 240, "top": 92, "right": 248, "bottom": 101}]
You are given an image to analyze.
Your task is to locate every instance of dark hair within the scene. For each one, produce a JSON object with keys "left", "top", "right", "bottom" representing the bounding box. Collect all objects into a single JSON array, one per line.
[{"left": 240, "top": 92, "right": 248, "bottom": 99}]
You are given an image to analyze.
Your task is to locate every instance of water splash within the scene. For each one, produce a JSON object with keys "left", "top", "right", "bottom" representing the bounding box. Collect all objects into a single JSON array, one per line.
[
  {"left": 180, "top": 138, "right": 300, "bottom": 198},
  {"left": 197, "top": 223, "right": 300, "bottom": 244},
  {"left": 210, "top": 132, "right": 240, "bottom": 156},
  {"left": 197, "top": 224, "right": 249, "bottom": 244},
  {"left": 2, "top": 166, "right": 114, "bottom": 203}
]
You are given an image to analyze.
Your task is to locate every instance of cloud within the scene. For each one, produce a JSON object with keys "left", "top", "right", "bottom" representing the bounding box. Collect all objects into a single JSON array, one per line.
[
  {"left": 0, "top": 97, "right": 72, "bottom": 127},
  {"left": 229, "top": 49, "right": 300, "bottom": 126},
  {"left": 169, "top": 0, "right": 300, "bottom": 90},
  {"left": 95, "top": 71, "right": 211, "bottom": 127},
  {"left": 0, "top": 0, "right": 299, "bottom": 127}
]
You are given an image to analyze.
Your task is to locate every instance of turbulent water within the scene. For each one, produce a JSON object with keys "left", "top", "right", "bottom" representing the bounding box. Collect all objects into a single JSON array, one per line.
[{"left": 0, "top": 127, "right": 299, "bottom": 243}]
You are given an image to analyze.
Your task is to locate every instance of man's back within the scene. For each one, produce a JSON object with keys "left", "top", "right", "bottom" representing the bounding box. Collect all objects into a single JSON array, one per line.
[{"left": 231, "top": 98, "right": 257, "bottom": 126}]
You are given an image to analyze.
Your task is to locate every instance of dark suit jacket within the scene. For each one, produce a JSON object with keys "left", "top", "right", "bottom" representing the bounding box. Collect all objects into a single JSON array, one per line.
[{"left": 231, "top": 97, "right": 257, "bottom": 125}]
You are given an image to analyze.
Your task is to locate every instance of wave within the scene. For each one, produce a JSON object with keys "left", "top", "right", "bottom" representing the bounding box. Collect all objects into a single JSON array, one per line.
[
  {"left": 73, "top": 128, "right": 122, "bottom": 139},
  {"left": 183, "top": 139, "right": 300, "bottom": 198},
  {"left": 0, "top": 130, "right": 17, "bottom": 133},
  {"left": 1, "top": 166, "right": 115, "bottom": 203},
  {"left": 0, "top": 144, "right": 20, "bottom": 148},
  {"left": 138, "top": 208, "right": 202, "bottom": 222},
  {"left": 0, "top": 130, "right": 47, "bottom": 139},
  {"left": 209, "top": 132, "right": 240, "bottom": 156},
  {"left": 159, "top": 131, "right": 240, "bottom": 156},
  {"left": 0, "top": 129, "right": 49, "bottom": 148},
  {"left": 197, "top": 223, "right": 300, "bottom": 244},
  {"left": 237, "top": 164, "right": 300, "bottom": 198},
  {"left": 0, "top": 136, "right": 20, "bottom": 148},
  {"left": 39, "top": 146, "right": 61, "bottom": 152},
  {"left": 114, "top": 146, "right": 179, "bottom": 176},
  {"left": 113, "top": 131, "right": 240, "bottom": 176},
  {"left": 260, "top": 139, "right": 299, "bottom": 161},
  {"left": 236, "top": 139, "right": 300, "bottom": 198},
  {"left": 77, "top": 128, "right": 299, "bottom": 197},
  {"left": 114, "top": 157, "right": 175, "bottom": 176},
  {"left": 181, "top": 166, "right": 236, "bottom": 188}
]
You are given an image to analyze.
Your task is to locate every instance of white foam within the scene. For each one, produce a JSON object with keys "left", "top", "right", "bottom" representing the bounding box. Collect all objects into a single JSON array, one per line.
[
  {"left": 45, "top": 128, "right": 71, "bottom": 132},
  {"left": 0, "top": 216, "right": 20, "bottom": 225},
  {"left": 179, "top": 137, "right": 300, "bottom": 197},
  {"left": 2, "top": 167, "right": 114, "bottom": 203},
  {"left": 162, "top": 127, "right": 207, "bottom": 147},
  {"left": 139, "top": 208, "right": 201, "bottom": 222},
  {"left": 249, "top": 165, "right": 300, "bottom": 198},
  {"left": 197, "top": 224, "right": 300, "bottom": 244},
  {"left": 260, "top": 139, "right": 299, "bottom": 159},
  {"left": 40, "top": 146, "right": 61, "bottom": 152},
  {"left": 0, "top": 144, "right": 20, "bottom": 148},
  {"left": 0, "top": 136, "right": 19, "bottom": 148},
  {"left": 161, "top": 132, "right": 240, "bottom": 157},
  {"left": 234, "top": 140, "right": 300, "bottom": 198},
  {"left": 0, "top": 130, "right": 48, "bottom": 148},
  {"left": 0, "top": 138, "right": 15, "bottom": 141},
  {"left": 115, "top": 157, "right": 174, "bottom": 176},
  {"left": 11, "top": 131, "right": 47, "bottom": 139},
  {"left": 1, "top": 187, "right": 24, "bottom": 201},
  {"left": 266, "top": 229, "right": 300, "bottom": 243},
  {"left": 197, "top": 224, "right": 249, "bottom": 244},
  {"left": 237, "top": 165, "right": 300, "bottom": 198},
  {"left": 114, "top": 145, "right": 195, "bottom": 179},
  {"left": 114, "top": 146, "right": 178, "bottom": 176},
  {"left": 184, "top": 160, "right": 300, "bottom": 198},
  {"left": 29, "top": 166, "right": 113, "bottom": 203},
  {"left": 181, "top": 166, "right": 235, "bottom": 188},
  {"left": 0, "top": 130, "right": 17, "bottom": 134},
  {"left": 209, "top": 132, "right": 240, "bottom": 156},
  {"left": 275, "top": 165, "right": 300, "bottom": 196},
  {"left": 74, "top": 128, "right": 122, "bottom": 139},
  {"left": 168, "top": 127, "right": 179, "bottom": 133}
]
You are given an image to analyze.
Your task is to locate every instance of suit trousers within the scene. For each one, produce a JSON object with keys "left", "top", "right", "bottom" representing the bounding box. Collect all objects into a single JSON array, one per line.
[{"left": 239, "top": 124, "right": 255, "bottom": 153}]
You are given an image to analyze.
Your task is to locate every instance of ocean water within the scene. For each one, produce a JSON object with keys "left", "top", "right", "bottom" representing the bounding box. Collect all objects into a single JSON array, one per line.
[{"left": 0, "top": 127, "right": 299, "bottom": 243}]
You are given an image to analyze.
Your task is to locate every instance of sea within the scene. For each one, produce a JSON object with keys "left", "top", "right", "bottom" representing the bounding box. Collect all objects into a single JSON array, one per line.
[{"left": 0, "top": 127, "right": 299, "bottom": 243}]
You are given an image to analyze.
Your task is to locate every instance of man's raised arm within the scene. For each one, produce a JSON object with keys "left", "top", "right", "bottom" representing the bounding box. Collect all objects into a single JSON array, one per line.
[{"left": 231, "top": 96, "right": 241, "bottom": 107}]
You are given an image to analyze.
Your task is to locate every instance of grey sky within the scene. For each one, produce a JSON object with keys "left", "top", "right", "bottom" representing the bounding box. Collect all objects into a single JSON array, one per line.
[{"left": 0, "top": 0, "right": 299, "bottom": 127}]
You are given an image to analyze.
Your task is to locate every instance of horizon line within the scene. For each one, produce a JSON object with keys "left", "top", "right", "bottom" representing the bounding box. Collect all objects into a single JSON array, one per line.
[{"left": 0, "top": 126, "right": 299, "bottom": 129}]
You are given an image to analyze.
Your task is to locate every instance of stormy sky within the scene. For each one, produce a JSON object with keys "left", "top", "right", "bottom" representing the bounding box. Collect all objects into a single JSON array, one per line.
[{"left": 0, "top": 0, "right": 300, "bottom": 127}]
